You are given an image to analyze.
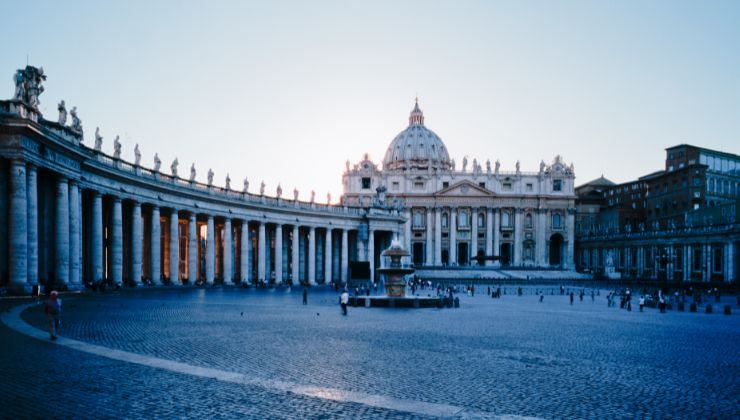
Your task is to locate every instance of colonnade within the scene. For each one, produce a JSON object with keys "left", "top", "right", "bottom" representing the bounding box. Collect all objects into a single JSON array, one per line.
[{"left": 2, "top": 159, "right": 372, "bottom": 291}]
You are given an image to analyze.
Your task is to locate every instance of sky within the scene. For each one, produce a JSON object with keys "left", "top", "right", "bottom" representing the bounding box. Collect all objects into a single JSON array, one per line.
[{"left": 2, "top": 0, "right": 739, "bottom": 200}]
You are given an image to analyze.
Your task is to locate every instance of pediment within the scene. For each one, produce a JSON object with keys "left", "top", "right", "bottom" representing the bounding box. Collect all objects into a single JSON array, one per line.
[{"left": 435, "top": 180, "right": 493, "bottom": 197}]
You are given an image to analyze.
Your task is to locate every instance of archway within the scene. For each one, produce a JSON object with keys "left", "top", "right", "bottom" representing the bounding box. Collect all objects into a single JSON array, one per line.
[
  {"left": 500, "top": 243, "right": 512, "bottom": 266},
  {"left": 412, "top": 243, "right": 424, "bottom": 266},
  {"left": 549, "top": 234, "right": 564, "bottom": 267}
]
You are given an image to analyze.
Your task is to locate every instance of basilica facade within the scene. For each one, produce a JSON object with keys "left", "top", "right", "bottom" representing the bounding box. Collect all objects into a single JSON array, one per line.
[{"left": 342, "top": 100, "right": 578, "bottom": 273}]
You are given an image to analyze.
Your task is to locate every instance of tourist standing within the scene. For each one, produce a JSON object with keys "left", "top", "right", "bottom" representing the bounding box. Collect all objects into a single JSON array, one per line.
[
  {"left": 340, "top": 289, "right": 349, "bottom": 315},
  {"left": 302, "top": 287, "right": 308, "bottom": 305},
  {"left": 639, "top": 296, "right": 645, "bottom": 312},
  {"left": 569, "top": 292, "right": 574, "bottom": 305},
  {"left": 45, "top": 291, "right": 62, "bottom": 340},
  {"left": 539, "top": 291, "right": 544, "bottom": 303}
]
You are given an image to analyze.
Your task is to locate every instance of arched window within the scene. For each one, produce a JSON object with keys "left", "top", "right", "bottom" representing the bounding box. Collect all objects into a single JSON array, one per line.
[
  {"left": 442, "top": 212, "right": 449, "bottom": 228},
  {"left": 552, "top": 213, "right": 562, "bottom": 229},
  {"left": 524, "top": 213, "right": 533, "bottom": 229},
  {"left": 477, "top": 212, "right": 485, "bottom": 228},
  {"left": 459, "top": 210, "right": 469, "bottom": 228},
  {"left": 502, "top": 211, "right": 511, "bottom": 227}
]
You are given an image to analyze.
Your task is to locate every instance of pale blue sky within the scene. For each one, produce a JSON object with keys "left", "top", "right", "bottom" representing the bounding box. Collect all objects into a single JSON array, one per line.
[{"left": 3, "top": 1, "right": 739, "bottom": 199}]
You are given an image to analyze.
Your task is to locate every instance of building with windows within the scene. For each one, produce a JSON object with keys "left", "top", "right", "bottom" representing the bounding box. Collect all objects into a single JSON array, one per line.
[
  {"left": 342, "top": 100, "right": 578, "bottom": 273},
  {"left": 575, "top": 145, "right": 739, "bottom": 283}
]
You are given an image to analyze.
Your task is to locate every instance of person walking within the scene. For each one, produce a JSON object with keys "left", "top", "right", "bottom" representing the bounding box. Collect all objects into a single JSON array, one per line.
[
  {"left": 569, "top": 291, "right": 574, "bottom": 305},
  {"left": 45, "top": 291, "right": 62, "bottom": 340},
  {"left": 340, "top": 288, "right": 349, "bottom": 316},
  {"left": 302, "top": 287, "right": 308, "bottom": 305},
  {"left": 639, "top": 296, "right": 645, "bottom": 312},
  {"left": 539, "top": 291, "right": 544, "bottom": 303}
]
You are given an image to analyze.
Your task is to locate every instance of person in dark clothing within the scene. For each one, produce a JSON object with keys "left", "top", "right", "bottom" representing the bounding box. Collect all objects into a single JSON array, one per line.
[
  {"left": 45, "top": 291, "right": 62, "bottom": 340},
  {"left": 302, "top": 287, "right": 308, "bottom": 305},
  {"left": 569, "top": 292, "right": 574, "bottom": 305}
]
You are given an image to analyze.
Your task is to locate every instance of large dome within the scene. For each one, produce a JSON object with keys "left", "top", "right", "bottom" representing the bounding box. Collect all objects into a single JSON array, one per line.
[{"left": 382, "top": 100, "right": 451, "bottom": 171}]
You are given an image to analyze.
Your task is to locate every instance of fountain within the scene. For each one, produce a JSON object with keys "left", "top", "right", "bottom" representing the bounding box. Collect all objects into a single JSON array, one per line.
[{"left": 349, "top": 240, "right": 443, "bottom": 308}]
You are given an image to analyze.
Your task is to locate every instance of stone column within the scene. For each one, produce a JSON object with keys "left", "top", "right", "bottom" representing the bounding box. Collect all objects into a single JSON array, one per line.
[
  {"left": 26, "top": 164, "right": 38, "bottom": 286},
  {"left": 485, "top": 208, "right": 493, "bottom": 266},
  {"left": 536, "top": 209, "right": 547, "bottom": 266},
  {"left": 449, "top": 207, "right": 457, "bottom": 265},
  {"left": 368, "top": 228, "right": 375, "bottom": 283},
  {"left": 683, "top": 245, "right": 690, "bottom": 282},
  {"left": 223, "top": 218, "right": 233, "bottom": 284},
  {"left": 151, "top": 206, "right": 161, "bottom": 285},
  {"left": 68, "top": 181, "right": 80, "bottom": 286},
  {"left": 434, "top": 208, "right": 442, "bottom": 265},
  {"left": 257, "top": 222, "right": 266, "bottom": 282},
  {"left": 425, "top": 210, "right": 433, "bottom": 265},
  {"left": 131, "top": 202, "right": 143, "bottom": 285},
  {"left": 341, "top": 229, "right": 349, "bottom": 283},
  {"left": 54, "top": 177, "right": 70, "bottom": 286},
  {"left": 493, "top": 209, "right": 501, "bottom": 266},
  {"left": 239, "top": 219, "right": 249, "bottom": 283},
  {"left": 404, "top": 209, "right": 412, "bottom": 252},
  {"left": 9, "top": 160, "right": 28, "bottom": 291},
  {"left": 471, "top": 208, "right": 478, "bottom": 265},
  {"left": 566, "top": 209, "right": 575, "bottom": 269},
  {"left": 187, "top": 214, "right": 197, "bottom": 283},
  {"left": 292, "top": 225, "right": 300, "bottom": 283},
  {"left": 704, "top": 243, "right": 711, "bottom": 281},
  {"left": 274, "top": 224, "right": 283, "bottom": 284},
  {"left": 205, "top": 215, "right": 215, "bottom": 284},
  {"left": 513, "top": 209, "right": 522, "bottom": 266},
  {"left": 91, "top": 192, "right": 104, "bottom": 282},
  {"left": 324, "top": 228, "right": 332, "bottom": 283},
  {"left": 111, "top": 197, "right": 123, "bottom": 285},
  {"left": 726, "top": 241, "right": 735, "bottom": 283},
  {"left": 308, "top": 226, "right": 316, "bottom": 285},
  {"left": 169, "top": 209, "right": 180, "bottom": 285}
]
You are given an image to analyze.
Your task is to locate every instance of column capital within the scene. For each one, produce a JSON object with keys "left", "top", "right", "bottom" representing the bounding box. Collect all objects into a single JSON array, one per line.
[{"left": 113, "top": 196, "right": 122, "bottom": 203}]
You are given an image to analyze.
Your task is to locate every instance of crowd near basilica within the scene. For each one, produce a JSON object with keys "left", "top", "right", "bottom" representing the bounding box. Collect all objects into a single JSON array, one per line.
[{"left": 0, "top": 65, "right": 737, "bottom": 293}]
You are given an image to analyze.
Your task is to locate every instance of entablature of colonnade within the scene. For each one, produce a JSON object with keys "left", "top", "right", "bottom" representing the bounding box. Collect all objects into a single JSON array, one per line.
[
  {"left": 1, "top": 99, "right": 404, "bottom": 229},
  {"left": 400, "top": 195, "right": 575, "bottom": 210}
]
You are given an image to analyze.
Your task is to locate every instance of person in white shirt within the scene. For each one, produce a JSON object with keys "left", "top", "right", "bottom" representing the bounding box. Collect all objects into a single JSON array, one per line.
[{"left": 340, "top": 289, "right": 349, "bottom": 316}]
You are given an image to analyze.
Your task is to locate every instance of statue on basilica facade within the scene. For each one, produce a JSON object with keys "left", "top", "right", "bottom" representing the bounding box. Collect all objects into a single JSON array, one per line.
[
  {"left": 243, "top": 177, "right": 249, "bottom": 193},
  {"left": 13, "top": 66, "right": 46, "bottom": 111},
  {"left": 515, "top": 160, "right": 521, "bottom": 175},
  {"left": 94, "top": 127, "right": 103, "bottom": 151},
  {"left": 486, "top": 159, "right": 491, "bottom": 174},
  {"left": 260, "top": 181, "right": 266, "bottom": 196},
  {"left": 189, "top": 163, "right": 196, "bottom": 181},
  {"left": 225, "top": 174, "right": 231, "bottom": 190},
  {"left": 134, "top": 144, "right": 141, "bottom": 166},
  {"left": 276, "top": 183, "right": 282, "bottom": 198},
  {"left": 451, "top": 159, "right": 456, "bottom": 171},
  {"left": 293, "top": 188, "right": 299, "bottom": 201},
  {"left": 113, "top": 136, "right": 122, "bottom": 159},
  {"left": 327, "top": 192, "right": 331, "bottom": 204},
  {"left": 539, "top": 160, "right": 546, "bottom": 174},
  {"left": 70, "top": 107, "right": 82, "bottom": 132},
  {"left": 310, "top": 190, "right": 315, "bottom": 203},
  {"left": 207, "top": 169, "right": 214, "bottom": 186},
  {"left": 153, "top": 153, "right": 161, "bottom": 172},
  {"left": 57, "top": 100, "right": 67, "bottom": 125},
  {"left": 495, "top": 159, "right": 500, "bottom": 175},
  {"left": 462, "top": 156, "right": 468, "bottom": 172},
  {"left": 170, "top": 157, "right": 178, "bottom": 177}
]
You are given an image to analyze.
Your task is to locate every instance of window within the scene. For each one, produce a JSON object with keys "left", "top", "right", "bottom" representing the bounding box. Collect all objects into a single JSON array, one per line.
[
  {"left": 477, "top": 212, "right": 485, "bottom": 228},
  {"left": 553, "top": 179, "right": 562, "bottom": 191},
  {"left": 552, "top": 213, "right": 562, "bottom": 229},
  {"left": 501, "top": 212, "right": 511, "bottom": 227},
  {"left": 413, "top": 181, "right": 424, "bottom": 190},
  {"left": 524, "top": 213, "right": 533, "bottom": 229},
  {"left": 503, "top": 183, "right": 512, "bottom": 190},
  {"left": 361, "top": 177, "right": 371, "bottom": 189},
  {"left": 526, "top": 183, "right": 533, "bottom": 192},
  {"left": 478, "top": 182, "right": 486, "bottom": 189},
  {"left": 441, "top": 213, "right": 449, "bottom": 228},
  {"left": 392, "top": 181, "right": 400, "bottom": 191},
  {"left": 442, "top": 181, "right": 449, "bottom": 188},
  {"left": 458, "top": 210, "right": 469, "bottom": 228},
  {"left": 412, "top": 210, "right": 424, "bottom": 228}
]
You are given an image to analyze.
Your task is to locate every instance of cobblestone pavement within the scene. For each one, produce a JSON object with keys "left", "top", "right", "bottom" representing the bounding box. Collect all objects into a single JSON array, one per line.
[{"left": 2, "top": 285, "right": 739, "bottom": 419}]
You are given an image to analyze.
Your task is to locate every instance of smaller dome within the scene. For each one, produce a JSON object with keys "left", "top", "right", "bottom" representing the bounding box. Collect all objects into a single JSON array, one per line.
[{"left": 382, "top": 99, "right": 451, "bottom": 171}]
